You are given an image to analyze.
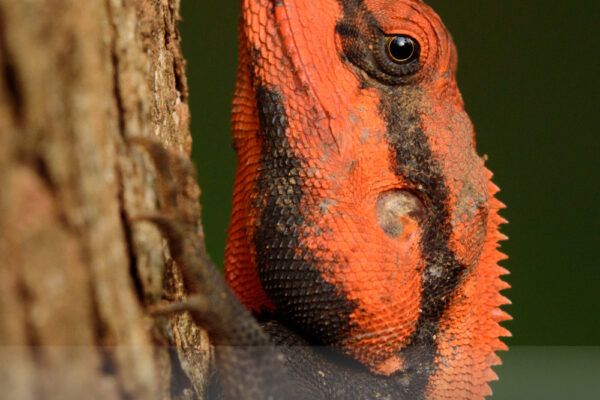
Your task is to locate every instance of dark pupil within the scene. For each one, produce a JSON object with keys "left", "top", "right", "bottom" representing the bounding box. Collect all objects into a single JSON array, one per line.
[{"left": 388, "top": 36, "right": 414, "bottom": 62}]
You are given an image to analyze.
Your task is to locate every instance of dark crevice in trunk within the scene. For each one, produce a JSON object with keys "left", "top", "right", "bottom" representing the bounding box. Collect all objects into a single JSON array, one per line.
[
  {"left": 15, "top": 279, "right": 41, "bottom": 351},
  {"left": 0, "top": 7, "right": 23, "bottom": 125},
  {"left": 163, "top": 6, "right": 187, "bottom": 101},
  {"left": 104, "top": 0, "right": 144, "bottom": 306},
  {"left": 105, "top": 1, "right": 126, "bottom": 137},
  {"left": 117, "top": 161, "right": 145, "bottom": 305}
]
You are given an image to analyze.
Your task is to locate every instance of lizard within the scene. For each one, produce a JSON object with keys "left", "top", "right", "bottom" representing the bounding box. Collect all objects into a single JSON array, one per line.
[{"left": 138, "top": 0, "right": 510, "bottom": 399}]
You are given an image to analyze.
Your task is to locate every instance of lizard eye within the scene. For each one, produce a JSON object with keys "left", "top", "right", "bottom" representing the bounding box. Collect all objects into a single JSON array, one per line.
[
  {"left": 337, "top": 23, "right": 424, "bottom": 84},
  {"left": 386, "top": 35, "right": 417, "bottom": 63},
  {"left": 372, "top": 34, "right": 421, "bottom": 79}
]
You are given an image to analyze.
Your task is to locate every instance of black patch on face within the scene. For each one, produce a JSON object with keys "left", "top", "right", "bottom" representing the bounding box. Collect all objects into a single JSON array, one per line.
[
  {"left": 336, "top": 0, "right": 467, "bottom": 395},
  {"left": 335, "top": 21, "right": 360, "bottom": 40},
  {"left": 253, "top": 84, "right": 358, "bottom": 346}
]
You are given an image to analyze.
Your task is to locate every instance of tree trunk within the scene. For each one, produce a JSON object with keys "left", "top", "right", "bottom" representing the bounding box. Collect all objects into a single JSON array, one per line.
[{"left": 0, "top": 0, "right": 211, "bottom": 398}]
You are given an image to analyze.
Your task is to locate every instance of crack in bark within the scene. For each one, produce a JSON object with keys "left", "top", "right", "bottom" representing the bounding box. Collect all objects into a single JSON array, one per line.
[
  {"left": 103, "top": 1, "right": 145, "bottom": 309},
  {"left": 163, "top": 7, "right": 187, "bottom": 101},
  {"left": 105, "top": 0, "right": 126, "bottom": 137},
  {"left": 15, "top": 278, "right": 41, "bottom": 351},
  {"left": 0, "top": 6, "right": 23, "bottom": 125},
  {"left": 117, "top": 162, "right": 145, "bottom": 305}
]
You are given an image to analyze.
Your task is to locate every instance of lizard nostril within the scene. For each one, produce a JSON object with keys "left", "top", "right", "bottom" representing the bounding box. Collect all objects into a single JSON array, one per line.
[{"left": 376, "top": 190, "right": 426, "bottom": 239}]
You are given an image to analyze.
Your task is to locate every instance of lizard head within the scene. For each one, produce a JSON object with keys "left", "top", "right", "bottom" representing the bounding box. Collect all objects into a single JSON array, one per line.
[{"left": 227, "top": 0, "right": 510, "bottom": 398}]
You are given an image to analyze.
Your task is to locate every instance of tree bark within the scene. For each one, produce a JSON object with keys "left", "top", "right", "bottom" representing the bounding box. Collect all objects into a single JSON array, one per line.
[{"left": 0, "top": 0, "right": 211, "bottom": 398}]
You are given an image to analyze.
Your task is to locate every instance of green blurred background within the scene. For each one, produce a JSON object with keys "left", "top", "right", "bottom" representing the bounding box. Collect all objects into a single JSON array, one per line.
[{"left": 180, "top": 1, "right": 599, "bottom": 396}]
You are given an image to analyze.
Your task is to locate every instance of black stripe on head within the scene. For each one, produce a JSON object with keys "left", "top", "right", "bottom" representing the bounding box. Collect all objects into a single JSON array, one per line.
[
  {"left": 382, "top": 93, "right": 466, "bottom": 394},
  {"left": 253, "top": 83, "right": 358, "bottom": 346},
  {"left": 336, "top": 0, "right": 467, "bottom": 395}
]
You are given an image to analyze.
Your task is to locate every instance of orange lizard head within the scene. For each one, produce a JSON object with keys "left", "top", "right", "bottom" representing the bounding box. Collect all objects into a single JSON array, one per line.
[{"left": 227, "top": 0, "right": 510, "bottom": 398}]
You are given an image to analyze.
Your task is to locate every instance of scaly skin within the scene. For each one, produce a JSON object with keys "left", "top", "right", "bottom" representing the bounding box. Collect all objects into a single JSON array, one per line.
[{"left": 224, "top": 0, "right": 510, "bottom": 399}]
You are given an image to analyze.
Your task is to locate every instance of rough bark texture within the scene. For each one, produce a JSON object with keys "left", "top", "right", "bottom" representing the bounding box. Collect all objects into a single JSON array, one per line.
[{"left": 0, "top": 0, "right": 211, "bottom": 398}]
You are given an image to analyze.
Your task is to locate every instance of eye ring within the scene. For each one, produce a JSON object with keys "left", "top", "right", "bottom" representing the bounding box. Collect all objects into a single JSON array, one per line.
[
  {"left": 385, "top": 35, "right": 418, "bottom": 63},
  {"left": 371, "top": 32, "right": 421, "bottom": 80}
]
